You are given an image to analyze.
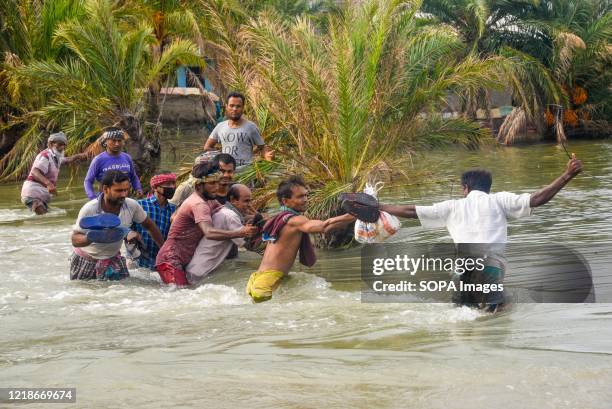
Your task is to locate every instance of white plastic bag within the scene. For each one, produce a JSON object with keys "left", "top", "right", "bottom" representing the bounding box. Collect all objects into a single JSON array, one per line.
[
  {"left": 375, "top": 210, "right": 401, "bottom": 240},
  {"left": 354, "top": 182, "right": 400, "bottom": 243}
]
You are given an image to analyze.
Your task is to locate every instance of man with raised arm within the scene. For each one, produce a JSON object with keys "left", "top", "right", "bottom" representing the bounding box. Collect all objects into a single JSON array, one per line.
[
  {"left": 377, "top": 154, "right": 583, "bottom": 311},
  {"left": 21, "top": 132, "right": 86, "bottom": 214}
]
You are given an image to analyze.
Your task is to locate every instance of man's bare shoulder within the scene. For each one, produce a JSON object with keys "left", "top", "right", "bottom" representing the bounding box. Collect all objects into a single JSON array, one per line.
[
  {"left": 276, "top": 215, "right": 311, "bottom": 238},
  {"left": 286, "top": 214, "right": 309, "bottom": 226}
]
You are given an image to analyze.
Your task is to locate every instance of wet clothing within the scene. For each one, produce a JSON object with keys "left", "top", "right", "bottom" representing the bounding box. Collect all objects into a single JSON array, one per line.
[
  {"left": 208, "top": 120, "right": 264, "bottom": 166},
  {"left": 84, "top": 152, "right": 142, "bottom": 199},
  {"left": 414, "top": 190, "right": 531, "bottom": 310},
  {"left": 262, "top": 211, "right": 316, "bottom": 267},
  {"left": 133, "top": 196, "right": 176, "bottom": 269},
  {"left": 73, "top": 196, "right": 147, "bottom": 260},
  {"left": 156, "top": 262, "right": 189, "bottom": 286},
  {"left": 185, "top": 205, "right": 245, "bottom": 284},
  {"left": 245, "top": 209, "right": 316, "bottom": 302},
  {"left": 22, "top": 197, "right": 49, "bottom": 212},
  {"left": 246, "top": 270, "right": 285, "bottom": 303},
  {"left": 155, "top": 192, "right": 221, "bottom": 281},
  {"left": 21, "top": 148, "right": 63, "bottom": 208},
  {"left": 452, "top": 254, "right": 506, "bottom": 308},
  {"left": 70, "top": 250, "right": 129, "bottom": 280},
  {"left": 415, "top": 190, "right": 532, "bottom": 243}
]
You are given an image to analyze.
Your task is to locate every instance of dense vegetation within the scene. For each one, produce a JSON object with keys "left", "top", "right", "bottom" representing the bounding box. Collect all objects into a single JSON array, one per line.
[{"left": 1, "top": 0, "right": 610, "bottom": 242}]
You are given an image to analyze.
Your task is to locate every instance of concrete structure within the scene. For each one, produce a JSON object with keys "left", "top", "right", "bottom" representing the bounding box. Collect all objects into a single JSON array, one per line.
[
  {"left": 443, "top": 89, "right": 514, "bottom": 135},
  {"left": 153, "top": 87, "right": 220, "bottom": 129}
]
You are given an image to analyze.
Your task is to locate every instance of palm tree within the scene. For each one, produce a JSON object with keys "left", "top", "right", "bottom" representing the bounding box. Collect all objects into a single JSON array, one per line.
[
  {"left": 195, "top": 0, "right": 338, "bottom": 106},
  {"left": 124, "top": 0, "right": 203, "bottom": 58},
  {"left": 117, "top": 0, "right": 219, "bottom": 144},
  {"left": 240, "top": 0, "right": 339, "bottom": 23},
  {"left": 511, "top": 0, "right": 611, "bottom": 128},
  {"left": 1, "top": 0, "right": 203, "bottom": 180},
  {"left": 118, "top": 0, "right": 207, "bottom": 96},
  {"left": 421, "top": 0, "right": 611, "bottom": 143},
  {"left": 0, "top": 0, "right": 85, "bottom": 161},
  {"left": 217, "top": 0, "right": 504, "bottom": 246},
  {"left": 420, "top": 0, "right": 566, "bottom": 143}
]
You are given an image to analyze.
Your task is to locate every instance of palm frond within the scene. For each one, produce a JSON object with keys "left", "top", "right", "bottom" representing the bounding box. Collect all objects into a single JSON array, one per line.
[
  {"left": 0, "top": 0, "right": 202, "bottom": 180},
  {"left": 206, "top": 0, "right": 500, "bottom": 227}
]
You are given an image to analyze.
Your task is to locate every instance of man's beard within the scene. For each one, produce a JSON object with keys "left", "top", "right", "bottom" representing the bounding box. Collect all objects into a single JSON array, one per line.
[
  {"left": 51, "top": 148, "right": 65, "bottom": 163},
  {"left": 201, "top": 190, "right": 216, "bottom": 200},
  {"left": 290, "top": 204, "right": 306, "bottom": 213},
  {"left": 107, "top": 196, "right": 125, "bottom": 206}
]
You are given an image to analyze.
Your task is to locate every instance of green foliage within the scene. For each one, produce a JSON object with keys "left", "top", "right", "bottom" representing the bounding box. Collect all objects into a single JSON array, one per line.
[
  {"left": 2, "top": 0, "right": 607, "bottom": 212},
  {"left": 215, "top": 0, "right": 503, "bottom": 221},
  {"left": 0, "top": 0, "right": 203, "bottom": 180},
  {"left": 422, "top": 0, "right": 611, "bottom": 122},
  {"left": 1, "top": 0, "right": 88, "bottom": 177}
]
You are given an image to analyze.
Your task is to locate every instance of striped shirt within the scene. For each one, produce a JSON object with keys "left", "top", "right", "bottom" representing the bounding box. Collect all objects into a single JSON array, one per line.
[{"left": 133, "top": 195, "right": 176, "bottom": 269}]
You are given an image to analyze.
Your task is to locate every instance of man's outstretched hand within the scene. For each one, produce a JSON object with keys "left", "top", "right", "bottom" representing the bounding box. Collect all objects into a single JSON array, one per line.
[
  {"left": 565, "top": 153, "right": 583, "bottom": 178},
  {"left": 530, "top": 152, "right": 583, "bottom": 208}
]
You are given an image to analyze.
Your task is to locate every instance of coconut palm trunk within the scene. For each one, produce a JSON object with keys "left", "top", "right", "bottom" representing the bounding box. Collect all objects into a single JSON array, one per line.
[{"left": 119, "top": 112, "right": 161, "bottom": 178}]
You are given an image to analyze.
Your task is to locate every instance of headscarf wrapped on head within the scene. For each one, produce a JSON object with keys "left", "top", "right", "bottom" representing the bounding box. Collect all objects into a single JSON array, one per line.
[
  {"left": 150, "top": 173, "right": 177, "bottom": 189},
  {"left": 192, "top": 173, "right": 221, "bottom": 185},
  {"left": 194, "top": 150, "right": 220, "bottom": 166},
  {"left": 191, "top": 161, "right": 221, "bottom": 186},
  {"left": 48, "top": 132, "right": 68, "bottom": 145},
  {"left": 100, "top": 129, "right": 127, "bottom": 147}
]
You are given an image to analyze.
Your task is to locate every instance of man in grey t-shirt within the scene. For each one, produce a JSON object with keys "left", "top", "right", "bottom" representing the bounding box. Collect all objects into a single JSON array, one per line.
[{"left": 203, "top": 91, "right": 272, "bottom": 167}]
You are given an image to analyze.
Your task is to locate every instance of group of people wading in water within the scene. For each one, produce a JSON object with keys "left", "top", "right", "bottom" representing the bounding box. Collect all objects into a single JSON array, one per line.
[{"left": 20, "top": 92, "right": 583, "bottom": 306}]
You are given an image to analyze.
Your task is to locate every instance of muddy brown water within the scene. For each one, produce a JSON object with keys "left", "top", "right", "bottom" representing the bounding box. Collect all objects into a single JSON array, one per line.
[{"left": 1, "top": 137, "right": 611, "bottom": 408}]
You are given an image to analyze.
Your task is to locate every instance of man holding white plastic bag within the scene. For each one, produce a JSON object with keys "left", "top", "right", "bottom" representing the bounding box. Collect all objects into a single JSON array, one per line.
[{"left": 369, "top": 160, "right": 583, "bottom": 311}]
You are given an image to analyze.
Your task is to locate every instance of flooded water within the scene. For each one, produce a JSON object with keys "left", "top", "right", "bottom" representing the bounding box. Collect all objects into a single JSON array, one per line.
[{"left": 1, "top": 137, "right": 611, "bottom": 408}]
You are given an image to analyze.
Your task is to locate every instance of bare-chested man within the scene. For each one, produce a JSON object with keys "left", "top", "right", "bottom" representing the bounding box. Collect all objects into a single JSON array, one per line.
[{"left": 246, "top": 176, "right": 355, "bottom": 302}]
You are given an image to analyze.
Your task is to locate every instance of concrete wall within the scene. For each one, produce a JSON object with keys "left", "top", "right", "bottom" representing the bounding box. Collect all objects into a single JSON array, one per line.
[
  {"left": 154, "top": 88, "right": 219, "bottom": 129},
  {"left": 443, "top": 89, "right": 513, "bottom": 118}
]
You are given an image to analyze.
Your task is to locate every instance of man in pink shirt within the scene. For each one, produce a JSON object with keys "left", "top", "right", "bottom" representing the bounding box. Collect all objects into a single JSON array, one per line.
[
  {"left": 155, "top": 162, "right": 257, "bottom": 287},
  {"left": 186, "top": 183, "right": 256, "bottom": 284},
  {"left": 21, "top": 132, "right": 86, "bottom": 214}
]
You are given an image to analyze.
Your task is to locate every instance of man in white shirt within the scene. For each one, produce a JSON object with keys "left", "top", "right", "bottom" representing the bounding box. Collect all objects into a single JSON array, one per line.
[
  {"left": 380, "top": 154, "right": 583, "bottom": 311},
  {"left": 71, "top": 171, "right": 164, "bottom": 280}
]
